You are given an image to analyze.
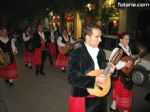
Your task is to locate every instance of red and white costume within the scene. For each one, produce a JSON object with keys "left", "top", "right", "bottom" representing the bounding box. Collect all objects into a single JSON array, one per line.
[
  {"left": 0, "top": 37, "right": 19, "bottom": 80},
  {"left": 56, "top": 35, "right": 75, "bottom": 69},
  {"left": 22, "top": 32, "right": 34, "bottom": 66}
]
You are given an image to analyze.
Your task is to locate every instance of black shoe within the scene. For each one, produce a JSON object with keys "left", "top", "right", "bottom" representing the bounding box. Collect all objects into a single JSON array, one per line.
[
  {"left": 61, "top": 69, "right": 66, "bottom": 73},
  {"left": 39, "top": 71, "right": 46, "bottom": 75},
  {"left": 8, "top": 82, "right": 14, "bottom": 87},
  {"left": 5, "top": 80, "right": 9, "bottom": 84},
  {"left": 110, "top": 107, "right": 120, "bottom": 112},
  {"left": 25, "top": 64, "right": 28, "bottom": 68},
  {"left": 50, "top": 60, "right": 53, "bottom": 66},
  {"left": 29, "top": 66, "right": 32, "bottom": 69},
  {"left": 35, "top": 70, "right": 39, "bottom": 76}
]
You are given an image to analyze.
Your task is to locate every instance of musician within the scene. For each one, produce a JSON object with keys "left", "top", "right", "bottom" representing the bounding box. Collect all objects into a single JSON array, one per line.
[
  {"left": 56, "top": 29, "right": 75, "bottom": 72},
  {"left": 22, "top": 25, "right": 34, "bottom": 68},
  {"left": 0, "top": 27, "right": 18, "bottom": 87},
  {"left": 110, "top": 33, "right": 140, "bottom": 112},
  {"left": 33, "top": 23, "right": 48, "bottom": 76},
  {"left": 67, "top": 26, "right": 115, "bottom": 112},
  {"left": 44, "top": 25, "right": 56, "bottom": 66}
]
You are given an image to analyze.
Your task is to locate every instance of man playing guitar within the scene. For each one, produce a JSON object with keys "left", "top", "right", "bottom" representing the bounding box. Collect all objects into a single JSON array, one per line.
[{"left": 67, "top": 26, "right": 115, "bottom": 112}]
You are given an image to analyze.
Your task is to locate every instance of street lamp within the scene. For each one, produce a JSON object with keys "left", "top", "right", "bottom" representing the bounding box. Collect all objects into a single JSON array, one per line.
[{"left": 86, "top": 3, "right": 95, "bottom": 11}]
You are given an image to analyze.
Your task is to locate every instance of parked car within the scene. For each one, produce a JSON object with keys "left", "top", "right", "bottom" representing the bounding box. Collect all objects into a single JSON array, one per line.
[{"left": 102, "top": 35, "right": 150, "bottom": 86}]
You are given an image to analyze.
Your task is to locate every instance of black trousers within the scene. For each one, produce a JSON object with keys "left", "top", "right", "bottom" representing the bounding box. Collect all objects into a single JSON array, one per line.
[{"left": 36, "top": 50, "right": 48, "bottom": 73}]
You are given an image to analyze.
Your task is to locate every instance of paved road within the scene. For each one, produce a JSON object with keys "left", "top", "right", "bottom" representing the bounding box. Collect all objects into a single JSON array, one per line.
[{"left": 0, "top": 53, "right": 150, "bottom": 112}]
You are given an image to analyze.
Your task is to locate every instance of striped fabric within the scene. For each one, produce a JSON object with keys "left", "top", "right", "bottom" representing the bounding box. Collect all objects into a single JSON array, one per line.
[
  {"left": 0, "top": 61, "right": 19, "bottom": 79},
  {"left": 56, "top": 53, "right": 68, "bottom": 68},
  {"left": 113, "top": 76, "right": 133, "bottom": 111}
]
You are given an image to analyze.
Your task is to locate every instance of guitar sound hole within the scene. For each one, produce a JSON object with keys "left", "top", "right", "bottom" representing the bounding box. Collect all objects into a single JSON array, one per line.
[{"left": 97, "top": 85, "right": 103, "bottom": 90}]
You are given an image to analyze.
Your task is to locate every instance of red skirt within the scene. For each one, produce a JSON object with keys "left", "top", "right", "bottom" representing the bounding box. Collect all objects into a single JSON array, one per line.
[
  {"left": 55, "top": 53, "right": 68, "bottom": 68},
  {"left": 49, "top": 43, "right": 56, "bottom": 60},
  {"left": 113, "top": 76, "right": 133, "bottom": 111},
  {"left": 34, "top": 48, "right": 42, "bottom": 65},
  {"left": 0, "top": 60, "right": 19, "bottom": 79},
  {"left": 69, "top": 95, "right": 97, "bottom": 112},
  {"left": 69, "top": 96, "right": 85, "bottom": 112},
  {"left": 34, "top": 43, "right": 46, "bottom": 65},
  {"left": 23, "top": 49, "right": 34, "bottom": 64}
]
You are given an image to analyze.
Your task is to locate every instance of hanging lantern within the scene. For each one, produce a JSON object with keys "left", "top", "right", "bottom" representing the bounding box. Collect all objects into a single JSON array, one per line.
[
  {"left": 54, "top": 16, "right": 59, "bottom": 24},
  {"left": 65, "top": 16, "right": 74, "bottom": 22}
]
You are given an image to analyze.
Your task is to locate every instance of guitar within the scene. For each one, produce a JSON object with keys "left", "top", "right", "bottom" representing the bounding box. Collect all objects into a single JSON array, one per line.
[
  {"left": 87, "top": 49, "right": 123, "bottom": 97},
  {"left": 121, "top": 49, "right": 147, "bottom": 76},
  {"left": 0, "top": 50, "right": 12, "bottom": 67},
  {"left": 58, "top": 40, "right": 82, "bottom": 54}
]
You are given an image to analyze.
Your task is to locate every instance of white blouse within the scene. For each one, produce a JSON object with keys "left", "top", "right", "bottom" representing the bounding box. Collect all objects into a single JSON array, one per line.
[
  {"left": 22, "top": 32, "right": 31, "bottom": 41},
  {"left": 110, "top": 43, "right": 131, "bottom": 70},
  {"left": 0, "top": 37, "right": 18, "bottom": 54},
  {"left": 57, "top": 35, "right": 75, "bottom": 47},
  {"left": 38, "top": 32, "right": 45, "bottom": 40}
]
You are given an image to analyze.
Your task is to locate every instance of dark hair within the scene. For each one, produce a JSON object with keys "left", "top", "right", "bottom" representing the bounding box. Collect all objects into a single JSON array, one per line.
[
  {"left": 119, "top": 32, "right": 130, "bottom": 39},
  {"left": 25, "top": 25, "right": 31, "bottom": 30},
  {"left": 0, "top": 26, "right": 7, "bottom": 31},
  {"left": 0, "top": 26, "right": 2, "bottom": 30},
  {"left": 35, "top": 23, "right": 42, "bottom": 32},
  {"left": 83, "top": 25, "right": 101, "bottom": 39}
]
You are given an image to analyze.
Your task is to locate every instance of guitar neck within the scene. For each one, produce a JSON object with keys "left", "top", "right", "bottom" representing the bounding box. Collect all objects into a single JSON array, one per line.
[
  {"left": 132, "top": 56, "right": 139, "bottom": 63},
  {"left": 103, "top": 63, "right": 113, "bottom": 76},
  {"left": 132, "top": 51, "right": 147, "bottom": 63}
]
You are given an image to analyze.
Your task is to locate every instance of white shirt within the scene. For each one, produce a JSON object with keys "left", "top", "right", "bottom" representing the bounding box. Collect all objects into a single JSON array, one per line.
[
  {"left": 22, "top": 32, "right": 31, "bottom": 41},
  {"left": 57, "top": 35, "right": 75, "bottom": 47},
  {"left": 85, "top": 43, "right": 99, "bottom": 70},
  {"left": 38, "top": 32, "right": 45, "bottom": 40},
  {"left": 110, "top": 43, "right": 131, "bottom": 70},
  {"left": 50, "top": 30, "right": 55, "bottom": 43}
]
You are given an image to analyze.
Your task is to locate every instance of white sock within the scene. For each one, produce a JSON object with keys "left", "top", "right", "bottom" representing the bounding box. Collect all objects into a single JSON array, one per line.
[
  {"left": 29, "top": 63, "right": 32, "bottom": 66},
  {"left": 9, "top": 79, "right": 13, "bottom": 83},
  {"left": 61, "top": 67, "right": 65, "bottom": 70},
  {"left": 124, "top": 110, "right": 128, "bottom": 112},
  {"left": 111, "top": 100, "right": 116, "bottom": 110}
]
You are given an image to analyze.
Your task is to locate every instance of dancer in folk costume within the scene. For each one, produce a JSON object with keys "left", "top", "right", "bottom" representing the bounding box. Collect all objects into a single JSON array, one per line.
[
  {"left": 48, "top": 25, "right": 57, "bottom": 65},
  {"left": 56, "top": 29, "right": 75, "bottom": 72},
  {"left": 110, "top": 33, "right": 140, "bottom": 112},
  {"left": 0, "top": 27, "right": 19, "bottom": 87},
  {"left": 67, "top": 26, "right": 115, "bottom": 112},
  {"left": 33, "top": 23, "right": 48, "bottom": 76},
  {"left": 44, "top": 25, "right": 56, "bottom": 66},
  {"left": 22, "top": 25, "right": 34, "bottom": 68}
]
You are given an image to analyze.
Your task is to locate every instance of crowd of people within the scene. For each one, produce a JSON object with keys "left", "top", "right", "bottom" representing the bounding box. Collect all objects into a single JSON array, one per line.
[
  {"left": 0, "top": 23, "right": 76, "bottom": 85},
  {"left": 0, "top": 24, "right": 149, "bottom": 112}
]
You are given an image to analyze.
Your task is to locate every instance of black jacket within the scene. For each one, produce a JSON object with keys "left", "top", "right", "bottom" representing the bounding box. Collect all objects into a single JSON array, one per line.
[
  {"left": 67, "top": 43, "right": 107, "bottom": 97},
  {"left": 33, "top": 32, "right": 49, "bottom": 48}
]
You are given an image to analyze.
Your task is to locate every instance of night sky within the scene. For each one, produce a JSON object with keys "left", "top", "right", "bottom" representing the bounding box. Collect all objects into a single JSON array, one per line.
[{"left": 0, "top": 0, "right": 90, "bottom": 17}]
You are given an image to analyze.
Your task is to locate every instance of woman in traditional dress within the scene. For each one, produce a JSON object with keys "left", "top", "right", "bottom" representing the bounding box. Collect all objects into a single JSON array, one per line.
[
  {"left": 22, "top": 25, "right": 34, "bottom": 68},
  {"left": 0, "top": 27, "right": 19, "bottom": 87},
  {"left": 56, "top": 29, "right": 75, "bottom": 72},
  {"left": 110, "top": 33, "right": 140, "bottom": 112},
  {"left": 33, "top": 23, "right": 48, "bottom": 76},
  {"left": 48, "top": 25, "right": 57, "bottom": 65}
]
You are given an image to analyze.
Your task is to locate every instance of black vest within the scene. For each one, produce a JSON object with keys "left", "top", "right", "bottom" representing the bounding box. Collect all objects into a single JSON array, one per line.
[{"left": 61, "top": 36, "right": 70, "bottom": 43}]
